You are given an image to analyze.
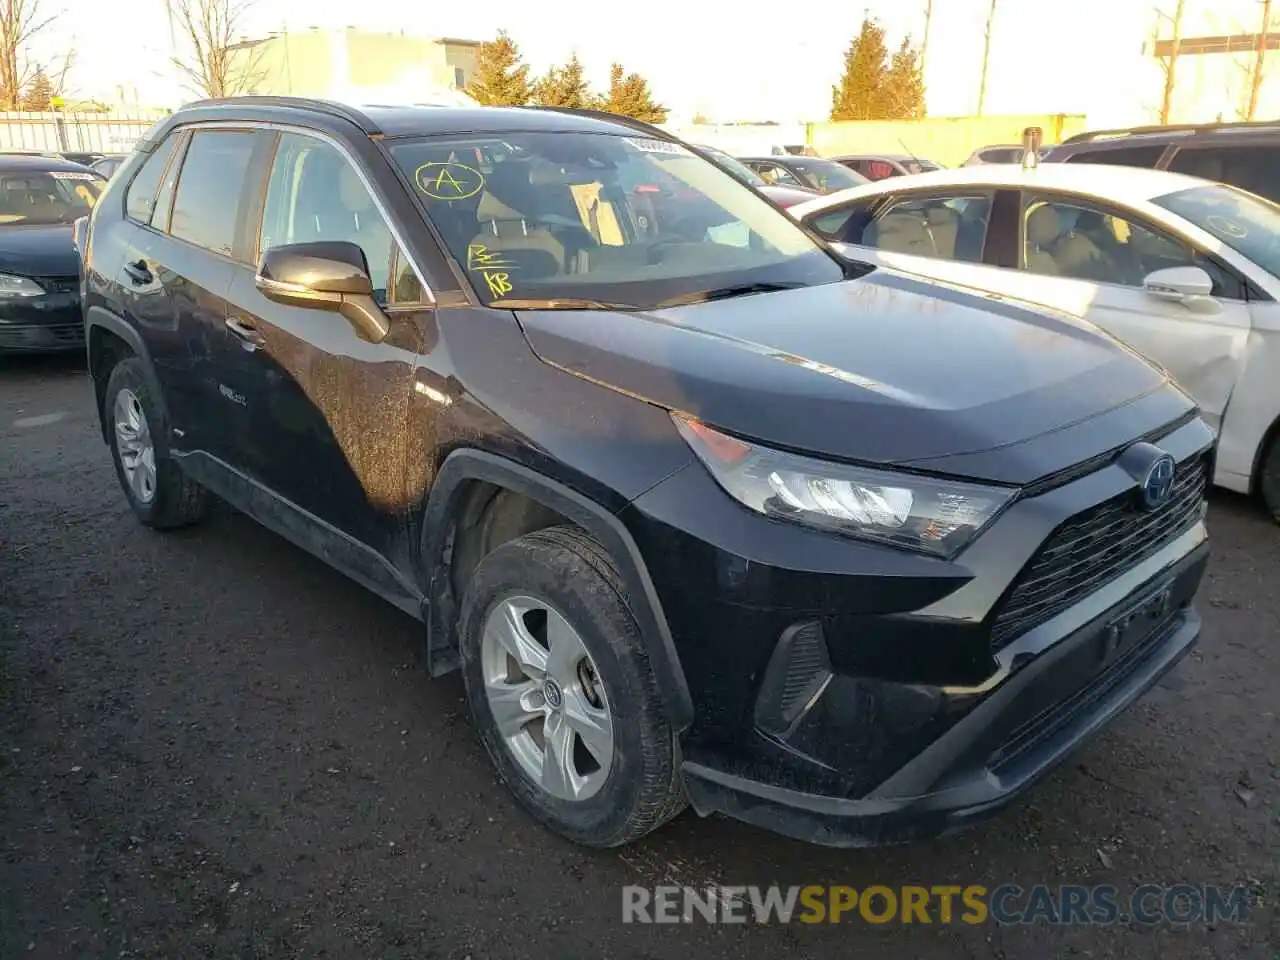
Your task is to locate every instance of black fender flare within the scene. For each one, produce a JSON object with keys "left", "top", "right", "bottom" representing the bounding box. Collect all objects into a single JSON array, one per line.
[
  {"left": 85, "top": 305, "right": 170, "bottom": 444},
  {"left": 420, "top": 449, "right": 694, "bottom": 732}
]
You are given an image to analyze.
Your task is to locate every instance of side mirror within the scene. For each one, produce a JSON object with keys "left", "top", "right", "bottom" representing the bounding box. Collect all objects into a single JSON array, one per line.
[
  {"left": 1143, "top": 265, "right": 1220, "bottom": 315},
  {"left": 254, "top": 241, "right": 389, "bottom": 343}
]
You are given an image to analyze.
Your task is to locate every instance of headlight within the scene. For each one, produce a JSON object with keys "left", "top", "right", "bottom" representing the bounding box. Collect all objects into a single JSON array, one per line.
[
  {"left": 0, "top": 273, "right": 44, "bottom": 298},
  {"left": 673, "top": 415, "right": 1016, "bottom": 558}
]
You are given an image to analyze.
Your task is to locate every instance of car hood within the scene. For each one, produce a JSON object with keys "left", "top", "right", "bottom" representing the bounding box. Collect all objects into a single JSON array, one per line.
[
  {"left": 516, "top": 269, "right": 1192, "bottom": 484},
  {"left": 0, "top": 223, "right": 79, "bottom": 277}
]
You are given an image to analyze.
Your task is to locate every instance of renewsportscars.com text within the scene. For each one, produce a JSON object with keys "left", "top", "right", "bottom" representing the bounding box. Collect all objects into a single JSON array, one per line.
[{"left": 621, "top": 884, "right": 1253, "bottom": 926}]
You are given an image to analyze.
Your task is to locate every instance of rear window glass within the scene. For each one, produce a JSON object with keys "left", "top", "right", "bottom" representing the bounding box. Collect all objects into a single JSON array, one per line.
[
  {"left": 1063, "top": 144, "right": 1165, "bottom": 168},
  {"left": 1167, "top": 145, "right": 1280, "bottom": 203},
  {"left": 125, "top": 136, "right": 177, "bottom": 223},
  {"left": 169, "top": 130, "right": 259, "bottom": 258}
]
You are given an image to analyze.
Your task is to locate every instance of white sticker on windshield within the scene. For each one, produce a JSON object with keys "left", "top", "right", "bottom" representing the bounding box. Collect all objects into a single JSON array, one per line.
[
  {"left": 624, "top": 137, "right": 691, "bottom": 156},
  {"left": 49, "top": 171, "right": 98, "bottom": 181}
]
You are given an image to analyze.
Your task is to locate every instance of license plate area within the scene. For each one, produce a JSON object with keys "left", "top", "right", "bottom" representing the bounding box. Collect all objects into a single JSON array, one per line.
[{"left": 1100, "top": 578, "right": 1175, "bottom": 665}]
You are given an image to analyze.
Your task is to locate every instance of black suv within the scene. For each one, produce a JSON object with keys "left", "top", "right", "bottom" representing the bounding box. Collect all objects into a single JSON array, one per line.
[
  {"left": 1043, "top": 121, "right": 1280, "bottom": 203},
  {"left": 81, "top": 98, "right": 1213, "bottom": 849}
]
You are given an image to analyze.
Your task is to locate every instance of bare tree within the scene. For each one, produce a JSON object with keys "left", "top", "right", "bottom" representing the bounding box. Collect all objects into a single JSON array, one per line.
[
  {"left": 0, "top": 0, "right": 73, "bottom": 110},
  {"left": 920, "top": 0, "right": 934, "bottom": 78},
  {"left": 168, "top": 0, "right": 264, "bottom": 99},
  {"left": 1150, "top": 0, "right": 1186, "bottom": 124},
  {"left": 1246, "top": 0, "right": 1273, "bottom": 120},
  {"left": 976, "top": 0, "right": 997, "bottom": 115}
]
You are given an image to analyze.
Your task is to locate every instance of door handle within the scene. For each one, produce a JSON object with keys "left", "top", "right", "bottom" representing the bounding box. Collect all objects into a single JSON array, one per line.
[
  {"left": 122, "top": 259, "right": 152, "bottom": 285},
  {"left": 225, "top": 316, "right": 265, "bottom": 348}
]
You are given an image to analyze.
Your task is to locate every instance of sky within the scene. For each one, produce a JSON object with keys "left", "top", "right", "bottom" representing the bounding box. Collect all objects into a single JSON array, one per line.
[{"left": 26, "top": 0, "right": 1259, "bottom": 124}]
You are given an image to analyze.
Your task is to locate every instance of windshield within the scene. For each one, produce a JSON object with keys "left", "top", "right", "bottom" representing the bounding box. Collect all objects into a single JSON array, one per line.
[
  {"left": 787, "top": 158, "right": 867, "bottom": 193},
  {"left": 696, "top": 146, "right": 766, "bottom": 187},
  {"left": 1153, "top": 183, "right": 1280, "bottom": 278},
  {"left": 389, "top": 132, "right": 843, "bottom": 308},
  {"left": 0, "top": 168, "right": 104, "bottom": 225}
]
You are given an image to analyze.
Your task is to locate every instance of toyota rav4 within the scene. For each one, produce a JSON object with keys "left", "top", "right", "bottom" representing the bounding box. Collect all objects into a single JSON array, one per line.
[{"left": 79, "top": 99, "right": 1213, "bottom": 848}]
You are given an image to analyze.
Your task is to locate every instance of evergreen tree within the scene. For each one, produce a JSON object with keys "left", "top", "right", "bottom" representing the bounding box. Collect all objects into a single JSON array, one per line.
[
  {"left": 531, "top": 53, "right": 595, "bottom": 109},
  {"left": 883, "top": 37, "right": 926, "bottom": 119},
  {"left": 599, "top": 63, "right": 668, "bottom": 124},
  {"left": 830, "top": 16, "right": 891, "bottom": 121},
  {"left": 465, "top": 30, "right": 534, "bottom": 106},
  {"left": 21, "top": 67, "right": 54, "bottom": 112}
]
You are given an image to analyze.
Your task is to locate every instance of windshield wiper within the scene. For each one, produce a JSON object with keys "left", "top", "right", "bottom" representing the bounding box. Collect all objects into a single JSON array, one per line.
[
  {"left": 655, "top": 281, "right": 809, "bottom": 309},
  {"left": 489, "top": 297, "right": 638, "bottom": 311}
]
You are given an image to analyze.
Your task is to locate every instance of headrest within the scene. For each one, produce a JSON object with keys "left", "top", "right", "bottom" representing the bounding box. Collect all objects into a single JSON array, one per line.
[{"left": 1026, "top": 205, "right": 1062, "bottom": 246}]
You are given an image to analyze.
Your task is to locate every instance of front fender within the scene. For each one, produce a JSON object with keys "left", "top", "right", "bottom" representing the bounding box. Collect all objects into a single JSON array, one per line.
[{"left": 419, "top": 448, "right": 694, "bottom": 733}]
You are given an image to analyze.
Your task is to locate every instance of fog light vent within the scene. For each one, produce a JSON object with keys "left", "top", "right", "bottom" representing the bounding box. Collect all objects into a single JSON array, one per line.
[{"left": 754, "top": 621, "right": 833, "bottom": 737}]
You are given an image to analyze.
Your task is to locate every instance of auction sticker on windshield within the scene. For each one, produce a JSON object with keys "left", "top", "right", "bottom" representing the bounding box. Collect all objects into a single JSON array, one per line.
[
  {"left": 49, "top": 171, "right": 98, "bottom": 181},
  {"left": 624, "top": 138, "right": 691, "bottom": 155}
]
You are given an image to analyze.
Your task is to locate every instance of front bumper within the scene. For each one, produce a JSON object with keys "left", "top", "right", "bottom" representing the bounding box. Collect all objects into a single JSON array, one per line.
[
  {"left": 622, "top": 413, "right": 1214, "bottom": 846},
  {"left": 0, "top": 291, "right": 83, "bottom": 353},
  {"left": 680, "top": 542, "right": 1206, "bottom": 847}
]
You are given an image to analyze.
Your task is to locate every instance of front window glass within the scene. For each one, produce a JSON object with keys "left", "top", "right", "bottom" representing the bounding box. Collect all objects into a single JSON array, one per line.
[
  {"left": 785, "top": 158, "right": 866, "bottom": 193},
  {"left": 1153, "top": 183, "right": 1280, "bottom": 279},
  {"left": 1022, "top": 197, "right": 1199, "bottom": 287},
  {"left": 389, "top": 132, "right": 842, "bottom": 308},
  {"left": 0, "top": 168, "right": 104, "bottom": 224},
  {"left": 260, "top": 132, "right": 406, "bottom": 305}
]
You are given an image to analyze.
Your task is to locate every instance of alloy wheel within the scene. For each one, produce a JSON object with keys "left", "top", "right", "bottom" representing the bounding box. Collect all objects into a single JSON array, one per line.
[
  {"left": 113, "top": 388, "right": 156, "bottom": 505},
  {"left": 480, "top": 595, "right": 614, "bottom": 801}
]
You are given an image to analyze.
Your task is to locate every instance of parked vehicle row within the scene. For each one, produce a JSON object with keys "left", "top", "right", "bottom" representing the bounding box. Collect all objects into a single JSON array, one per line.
[
  {"left": 1041, "top": 120, "right": 1280, "bottom": 205},
  {"left": 75, "top": 98, "right": 1212, "bottom": 852},
  {"left": 0, "top": 154, "right": 105, "bottom": 353}
]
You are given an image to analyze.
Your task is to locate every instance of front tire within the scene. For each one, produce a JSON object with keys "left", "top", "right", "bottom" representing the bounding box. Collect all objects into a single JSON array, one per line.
[
  {"left": 105, "top": 357, "right": 210, "bottom": 529},
  {"left": 459, "top": 526, "right": 686, "bottom": 847},
  {"left": 1259, "top": 435, "right": 1280, "bottom": 525}
]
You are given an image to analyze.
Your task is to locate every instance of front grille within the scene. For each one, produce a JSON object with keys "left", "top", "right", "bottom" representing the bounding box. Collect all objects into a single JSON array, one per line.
[{"left": 989, "top": 454, "right": 1207, "bottom": 651}]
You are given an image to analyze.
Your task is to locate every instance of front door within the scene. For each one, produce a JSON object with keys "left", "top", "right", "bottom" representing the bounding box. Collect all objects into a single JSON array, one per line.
[
  {"left": 991, "top": 195, "right": 1252, "bottom": 431},
  {"left": 220, "top": 131, "right": 427, "bottom": 551}
]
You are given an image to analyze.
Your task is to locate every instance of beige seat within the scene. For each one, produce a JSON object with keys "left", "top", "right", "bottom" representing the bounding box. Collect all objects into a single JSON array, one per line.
[
  {"left": 468, "top": 164, "right": 566, "bottom": 279},
  {"left": 867, "top": 210, "right": 933, "bottom": 256},
  {"left": 1024, "top": 205, "right": 1064, "bottom": 275}
]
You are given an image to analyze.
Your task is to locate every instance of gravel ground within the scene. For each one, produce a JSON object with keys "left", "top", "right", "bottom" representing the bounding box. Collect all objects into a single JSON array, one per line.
[{"left": 1, "top": 353, "right": 1276, "bottom": 959}]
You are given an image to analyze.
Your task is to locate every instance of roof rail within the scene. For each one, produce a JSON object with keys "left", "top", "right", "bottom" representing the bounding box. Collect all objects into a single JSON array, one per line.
[
  {"left": 517, "top": 105, "right": 679, "bottom": 142},
  {"left": 178, "top": 96, "right": 382, "bottom": 135},
  {"left": 1061, "top": 119, "right": 1280, "bottom": 144}
]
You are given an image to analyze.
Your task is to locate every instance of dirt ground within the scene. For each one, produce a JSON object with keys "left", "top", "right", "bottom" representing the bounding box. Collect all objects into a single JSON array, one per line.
[{"left": 1, "top": 354, "right": 1275, "bottom": 959}]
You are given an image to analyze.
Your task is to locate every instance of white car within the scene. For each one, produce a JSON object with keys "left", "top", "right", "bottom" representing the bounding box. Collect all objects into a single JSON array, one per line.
[{"left": 790, "top": 163, "right": 1280, "bottom": 520}]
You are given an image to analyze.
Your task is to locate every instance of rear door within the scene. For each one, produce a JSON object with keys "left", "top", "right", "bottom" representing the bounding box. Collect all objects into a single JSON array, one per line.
[
  {"left": 806, "top": 187, "right": 1007, "bottom": 289},
  {"left": 115, "top": 127, "right": 270, "bottom": 460}
]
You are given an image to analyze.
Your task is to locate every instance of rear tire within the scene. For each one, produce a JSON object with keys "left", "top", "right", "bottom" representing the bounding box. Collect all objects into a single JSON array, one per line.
[
  {"left": 459, "top": 526, "right": 686, "bottom": 847},
  {"left": 104, "top": 357, "right": 210, "bottom": 529}
]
